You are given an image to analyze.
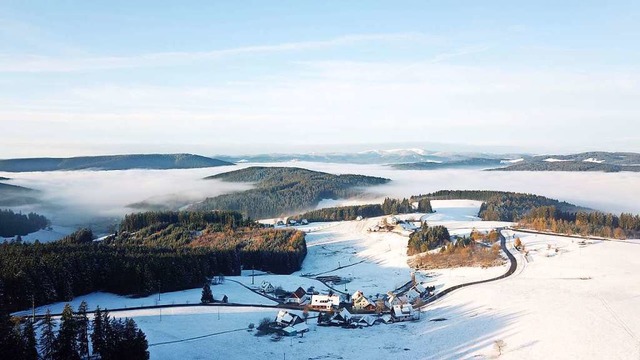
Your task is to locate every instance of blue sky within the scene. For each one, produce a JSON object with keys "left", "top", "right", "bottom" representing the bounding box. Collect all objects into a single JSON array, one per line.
[{"left": 1, "top": 1, "right": 639, "bottom": 157}]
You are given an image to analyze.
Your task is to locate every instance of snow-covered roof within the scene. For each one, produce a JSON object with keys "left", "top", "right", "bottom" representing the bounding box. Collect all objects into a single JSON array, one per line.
[{"left": 276, "top": 310, "right": 294, "bottom": 324}]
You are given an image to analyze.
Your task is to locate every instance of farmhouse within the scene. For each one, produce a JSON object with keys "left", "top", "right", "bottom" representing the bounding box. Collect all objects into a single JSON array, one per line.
[
  {"left": 406, "top": 283, "right": 427, "bottom": 303},
  {"left": 310, "top": 294, "right": 341, "bottom": 311},
  {"left": 351, "top": 291, "right": 376, "bottom": 312},
  {"left": 261, "top": 281, "right": 275, "bottom": 294},
  {"left": 275, "top": 310, "right": 304, "bottom": 327},
  {"left": 330, "top": 308, "right": 353, "bottom": 326},
  {"left": 391, "top": 304, "right": 419, "bottom": 322},
  {"left": 285, "top": 287, "right": 310, "bottom": 305},
  {"left": 385, "top": 292, "right": 409, "bottom": 308}
]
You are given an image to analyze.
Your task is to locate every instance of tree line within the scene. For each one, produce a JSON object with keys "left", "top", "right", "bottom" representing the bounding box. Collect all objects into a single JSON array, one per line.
[
  {"left": 0, "top": 211, "right": 306, "bottom": 312},
  {"left": 411, "top": 190, "right": 587, "bottom": 221},
  {"left": 0, "top": 209, "right": 49, "bottom": 238},
  {"left": 292, "top": 197, "right": 433, "bottom": 222},
  {"left": 519, "top": 206, "right": 640, "bottom": 239}
]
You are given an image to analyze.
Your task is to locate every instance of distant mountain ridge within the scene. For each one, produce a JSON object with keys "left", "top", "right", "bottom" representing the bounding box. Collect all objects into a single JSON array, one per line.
[
  {"left": 493, "top": 152, "right": 640, "bottom": 172},
  {"left": 0, "top": 153, "right": 233, "bottom": 172},
  {"left": 391, "top": 158, "right": 505, "bottom": 170},
  {"left": 215, "top": 149, "right": 523, "bottom": 165}
]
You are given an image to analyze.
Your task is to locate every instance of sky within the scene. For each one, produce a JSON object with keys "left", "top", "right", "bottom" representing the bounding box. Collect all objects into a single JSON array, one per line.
[{"left": 1, "top": 1, "right": 639, "bottom": 158}]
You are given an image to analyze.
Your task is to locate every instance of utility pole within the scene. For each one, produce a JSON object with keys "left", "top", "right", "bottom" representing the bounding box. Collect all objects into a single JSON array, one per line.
[
  {"left": 252, "top": 267, "right": 255, "bottom": 285},
  {"left": 217, "top": 306, "right": 220, "bottom": 320},
  {"left": 157, "top": 280, "right": 161, "bottom": 302}
]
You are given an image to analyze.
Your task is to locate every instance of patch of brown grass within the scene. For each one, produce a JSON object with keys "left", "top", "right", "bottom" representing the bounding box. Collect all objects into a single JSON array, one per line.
[{"left": 409, "top": 242, "right": 504, "bottom": 270}]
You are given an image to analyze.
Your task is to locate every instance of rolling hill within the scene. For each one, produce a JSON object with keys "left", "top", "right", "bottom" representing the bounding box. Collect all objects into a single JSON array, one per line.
[
  {"left": 493, "top": 152, "right": 640, "bottom": 172},
  {"left": 189, "top": 167, "right": 390, "bottom": 219},
  {"left": 0, "top": 153, "right": 233, "bottom": 172}
]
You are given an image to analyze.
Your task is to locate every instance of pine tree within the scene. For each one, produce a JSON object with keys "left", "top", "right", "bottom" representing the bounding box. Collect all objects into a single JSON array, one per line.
[
  {"left": 55, "top": 303, "right": 80, "bottom": 360},
  {"left": 0, "top": 280, "right": 19, "bottom": 356},
  {"left": 40, "top": 309, "right": 56, "bottom": 360},
  {"left": 21, "top": 319, "right": 38, "bottom": 360},
  {"left": 201, "top": 281, "right": 214, "bottom": 304},
  {"left": 91, "top": 307, "right": 105, "bottom": 358},
  {"left": 76, "top": 301, "right": 89, "bottom": 359}
]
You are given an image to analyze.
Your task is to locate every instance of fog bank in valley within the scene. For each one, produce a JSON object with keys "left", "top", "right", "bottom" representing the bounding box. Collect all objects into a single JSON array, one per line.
[
  {"left": 1, "top": 166, "right": 252, "bottom": 230},
  {"left": 2, "top": 162, "right": 639, "bottom": 233}
]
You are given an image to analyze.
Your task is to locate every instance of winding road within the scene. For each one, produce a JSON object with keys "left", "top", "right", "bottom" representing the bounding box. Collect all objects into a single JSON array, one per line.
[{"left": 419, "top": 228, "right": 518, "bottom": 308}]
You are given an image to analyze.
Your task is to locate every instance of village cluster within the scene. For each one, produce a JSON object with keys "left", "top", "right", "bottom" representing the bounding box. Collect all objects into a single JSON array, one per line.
[{"left": 257, "top": 276, "right": 435, "bottom": 338}]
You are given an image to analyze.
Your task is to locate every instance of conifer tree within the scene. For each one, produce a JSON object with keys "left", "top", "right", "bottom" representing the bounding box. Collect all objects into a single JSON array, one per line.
[
  {"left": 21, "top": 319, "right": 38, "bottom": 360},
  {"left": 76, "top": 301, "right": 89, "bottom": 359},
  {"left": 40, "top": 309, "right": 56, "bottom": 360},
  {"left": 55, "top": 303, "right": 80, "bottom": 360},
  {"left": 201, "top": 281, "right": 214, "bottom": 303},
  {"left": 91, "top": 307, "right": 105, "bottom": 358}
]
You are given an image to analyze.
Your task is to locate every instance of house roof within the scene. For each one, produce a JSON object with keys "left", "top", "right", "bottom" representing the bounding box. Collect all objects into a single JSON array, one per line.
[
  {"left": 292, "top": 323, "right": 309, "bottom": 333},
  {"left": 276, "top": 310, "right": 294, "bottom": 324},
  {"left": 392, "top": 304, "right": 414, "bottom": 315},
  {"left": 281, "top": 326, "right": 297, "bottom": 335},
  {"left": 292, "top": 287, "right": 307, "bottom": 299},
  {"left": 351, "top": 290, "right": 364, "bottom": 300}
]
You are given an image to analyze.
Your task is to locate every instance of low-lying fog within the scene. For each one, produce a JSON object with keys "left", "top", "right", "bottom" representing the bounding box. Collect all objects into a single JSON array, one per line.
[
  {"left": 3, "top": 162, "right": 639, "bottom": 232},
  {"left": 2, "top": 167, "right": 252, "bottom": 231}
]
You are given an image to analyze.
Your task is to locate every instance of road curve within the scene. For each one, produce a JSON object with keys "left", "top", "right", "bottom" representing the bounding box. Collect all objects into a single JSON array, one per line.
[{"left": 420, "top": 228, "right": 517, "bottom": 308}]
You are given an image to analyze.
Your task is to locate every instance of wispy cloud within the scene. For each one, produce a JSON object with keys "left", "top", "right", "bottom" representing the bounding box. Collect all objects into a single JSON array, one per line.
[{"left": 0, "top": 32, "right": 432, "bottom": 73}]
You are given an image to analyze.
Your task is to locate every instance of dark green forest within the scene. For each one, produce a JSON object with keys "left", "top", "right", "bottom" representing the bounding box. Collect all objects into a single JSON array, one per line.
[
  {"left": 292, "top": 197, "right": 433, "bottom": 222},
  {"left": 411, "top": 190, "right": 588, "bottom": 222},
  {"left": 407, "top": 223, "right": 451, "bottom": 255},
  {"left": 0, "top": 211, "right": 306, "bottom": 312},
  {"left": 0, "top": 298, "right": 149, "bottom": 360},
  {"left": 0, "top": 209, "right": 49, "bottom": 237},
  {"left": 190, "top": 167, "right": 390, "bottom": 219},
  {"left": 411, "top": 190, "right": 640, "bottom": 239}
]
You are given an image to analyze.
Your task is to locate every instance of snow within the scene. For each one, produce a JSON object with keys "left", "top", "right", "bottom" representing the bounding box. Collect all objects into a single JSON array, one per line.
[
  {"left": 1, "top": 225, "right": 75, "bottom": 243},
  {"left": 116, "top": 230, "right": 640, "bottom": 360},
  {"left": 502, "top": 158, "right": 524, "bottom": 163},
  {"left": 14, "top": 280, "right": 277, "bottom": 317},
  {"left": 14, "top": 198, "right": 640, "bottom": 359},
  {"left": 543, "top": 158, "right": 571, "bottom": 162},
  {"left": 583, "top": 157, "right": 605, "bottom": 163}
]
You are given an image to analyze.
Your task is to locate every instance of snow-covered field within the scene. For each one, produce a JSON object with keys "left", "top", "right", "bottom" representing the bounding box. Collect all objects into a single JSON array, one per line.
[
  {"left": 1, "top": 225, "right": 75, "bottom": 243},
  {"left": 10, "top": 194, "right": 640, "bottom": 359},
  {"left": 125, "top": 229, "right": 640, "bottom": 360}
]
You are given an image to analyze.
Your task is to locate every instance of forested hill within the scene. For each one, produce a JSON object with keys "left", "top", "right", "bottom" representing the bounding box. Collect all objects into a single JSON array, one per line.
[
  {"left": 493, "top": 152, "right": 640, "bottom": 172},
  {"left": 411, "top": 190, "right": 590, "bottom": 222},
  {"left": 0, "top": 153, "right": 233, "bottom": 172},
  {"left": 391, "top": 158, "right": 504, "bottom": 170},
  {"left": 190, "top": 167, "right": 390, "bottom": 219},
  {"left": 0, "top": 210, "right": 307, "bottom": 312},
  {"left": 0, "top": 182, "right": 40, "bottom": 206}
]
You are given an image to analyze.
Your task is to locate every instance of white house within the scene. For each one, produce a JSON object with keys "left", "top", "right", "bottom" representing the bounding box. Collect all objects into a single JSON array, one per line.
[
  {"left": 391, "top": 304, "right": 419, "bottom": 322},
  {"left": 351, "top": 291, "right": 376, "bottom": 311},
  {"left": 275, "top": 310, "right": 303, "bottom": 327},
  {"left": 385, "top": 292, "right": 408, "bottom": 309},
  {"left": 261, "top": 281, "right": 275, "bottom": 294},
  {"left": 310, "top": 294, "right": 341, "bottom": 311}
]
